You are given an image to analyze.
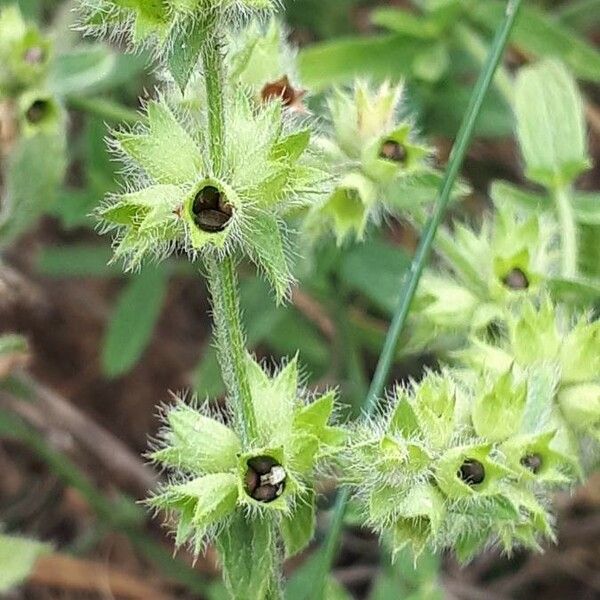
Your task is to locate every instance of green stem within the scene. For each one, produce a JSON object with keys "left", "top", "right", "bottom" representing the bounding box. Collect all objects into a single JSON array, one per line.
[
  {"left": 554, "top": 185, "right": 578, "bottom": 278},
  {"left": 66, "top": 95, "right": 139, "bottom": 124},
  {"left": 200, "top": 24, "right": 258, "bottom": 445},
  {"left": 202, "top": 29, "right": 226, "bottom": 175},
  {"left": 200, "top": 24, "right": 281, "bottom": 598},
  {"left": 205, "top": 256, "right": 258, "bottom": 444},
  {"left": 308, "top": 1, "right": 523, "bottom": 596}
]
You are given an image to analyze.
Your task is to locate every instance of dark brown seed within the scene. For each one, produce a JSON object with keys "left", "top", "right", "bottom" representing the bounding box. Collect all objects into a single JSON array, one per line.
[
  {"left": 247, "top": 455, "right": 278, "bottom": 476},
  {"left": 252, "top": 484, "right": 280, "bottom": 503},
  {"left": 24, "top": 47, "right": 44, "bottom": 65},
  {"left": 379, "top": 140, "right": 407, "bottom": 163},
  {"left": 244, "top": 468, "right": 259, "bottom": 494},
  {"left": 458, "top": 459, "right": 486, "bottom": 486},
  {"left": 25, "top": 100, "right": 49, "bottom": 124},
  {"left": 502, "top": 267, "right": 529, "bottom": 290},
  {"left": 520, "top": 453, "right": 543, "bottom": 474},
  {"left": 191, "top": 185, "right": 233, "bottom": 233}
]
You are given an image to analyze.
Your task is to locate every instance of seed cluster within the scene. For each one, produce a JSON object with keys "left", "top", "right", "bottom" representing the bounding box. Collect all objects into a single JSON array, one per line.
[
  {"left": 244, "top": 455, "right": 286, "bottom": 503},
  {"left": 192, "top": 185, "right": 234, "bottom": 233}
]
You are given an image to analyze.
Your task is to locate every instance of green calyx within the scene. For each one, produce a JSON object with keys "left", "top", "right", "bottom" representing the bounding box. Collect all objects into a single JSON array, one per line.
[
  {"left": 410, "top": 203, "right": 559, "bottom": 355},
  {"left": 77, "top": 0, "right": 278, "bottom": 91},
  {"left": 305, "top": 80, "right": 431, "bottom": 244},
  {"left": 463, "top": 298, "right": 600, "bottom": 441},
  {"left": 150, "top": 355, "right": 342, "bottom": 557},
  {"left": 346, "top": 368, "right": 578, "bottom": 559},
  {"left": 228, "top": 19, "right": 305, "bottom": 111},
  {"left": 0, "top": 6, "right": 52, "bottom": 98},
  {"left": 97, "top": 92, "right": 328, "bottom": 300}
]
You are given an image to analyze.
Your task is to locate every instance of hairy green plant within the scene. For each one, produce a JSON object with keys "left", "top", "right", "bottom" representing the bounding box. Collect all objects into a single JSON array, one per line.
[
  {"left": 47, "top": 0, "right": 600, "bottom": 597},
  {"left": 149, "top": 356, "right": 343, "bottom": 596}
]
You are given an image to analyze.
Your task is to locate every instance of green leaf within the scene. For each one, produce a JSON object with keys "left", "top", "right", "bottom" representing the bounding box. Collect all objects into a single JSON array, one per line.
[
  {"left": 171, "top": 473, "right": 238, "bottom": 530},
  {"left": 101, "top": 266, "right": 168, "bottom": 377},
  {"left": 546, "top": 276, "right": 600, "bottom": 305},
  {"left": 514, "top": 59, "right": 590, "bottom": 188},
  {"left": 154, "top": 403, "right": 241, "bottom": 474},
  {"left": 0, "top": 334, "right": 28, "bottom": 357},
  {"left": 285, "top": 550, "right": 351, "bottom": 600},
  {"left": 167, "top": 18, "right": 208, "bottom": 93},
  {"left": 299, "top": 34, "right": 428, "bottom": 91},
  {"left": 217, "top": 515, "right": 277, "bottom": 600},
  {"left": 339, "top": 239, "right": 411, "bottom": 314},
  {"left": 36, "top": 245, "right": 118, "bottom": 277},
  {"left": 281, "top": 488, "right": 316, "bottom": 557},
  {"left": 470, "top": 1, "right": 600, "bottom": 82},
  {"left": 49, "top": 46, "right": 117, "bottom": 95},
  {"left": 490, "top": 180, "right": 552, "bottom": 212},
  {"left": 272, "top": 130, "right": 311, "bottom": 162},
  {"left": 556, "top": 0, "right": 600, "bottom": 33},
  {"left": 0, "top": 534, "right": 51, "bottom": 592},
  {"left": 116, "top": 101, "right": 201, "bottom": 185},
  {"left": 371, "top": 8, "right": 441, "bottom": 39},
  {"left": 0, "top": 132, "right": 66, "bottom": 245}
]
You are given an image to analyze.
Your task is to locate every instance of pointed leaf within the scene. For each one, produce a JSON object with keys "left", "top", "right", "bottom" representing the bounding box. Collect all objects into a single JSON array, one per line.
[
  {"left": 281, "top": 488, "right": 316, "bottom": 557},
  {"left": 116, "top": 101, "right": 201, "bottom": 185},
  {"left": 101, "top": 266, "right": 168, "bottom": 377}
]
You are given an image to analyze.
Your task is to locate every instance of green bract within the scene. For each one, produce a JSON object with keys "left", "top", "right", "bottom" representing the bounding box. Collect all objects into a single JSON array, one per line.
[
  {"left": 97, "top": 91, "right": 327, "bottom": 300},
  {"left": 515, "top": 59, "right": 590, "bottom": 189},
  {"left": 228, "top": 19, "right": 305, "bottom": 111},
  {"left": 463, "top": 298, "right": 600, "bottom": 444},
  {"left": 150, "top": 355, "right": 343, "bottom": 597},
  {"left": 346, "top": 369, "right": 575, "bottom": 560},
  {"left": 0, "top": 6, "right": 52, "bottom": 98},
  {"left": 304, "top": 81, "right": 431, "bottom": 243},
  {"left": 410, "top": 202, "right": 558, "bottom": 354},
  {"left": 77, "top": 0, "right": 276, "bottom": 90}
]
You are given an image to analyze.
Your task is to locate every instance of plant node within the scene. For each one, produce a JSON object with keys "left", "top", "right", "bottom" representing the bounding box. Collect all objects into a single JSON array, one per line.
[
  {"left": 192, "top": 185, "right": 233, "bottom": 233},
  {"left": 458, "top": 458, "right": 485, "bottom": 486},
  {"left": 244, "top": 455, "right": 286, "bottom": 503},
  {"left": 379, "top": 140, "right": 407, "bottom": 163},
  {"left": 502, "top": 267, "right": 529, "bottom": 290}
]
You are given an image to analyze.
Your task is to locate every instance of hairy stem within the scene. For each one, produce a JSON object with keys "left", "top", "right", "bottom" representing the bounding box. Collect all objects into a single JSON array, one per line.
[
  {"left": 554, "top": 184, "right": 579, "bottom": 278},
  {"left": 205, "top": 256, "right": 258, "bottom": 444},
  {"left": 200, "top": 22, "right": 258, "bottom": 445},
  {"left": 309, "top": 1, "right": 524, "bottom": 596},
  {"left": 200, "top": 20, "right": 281, "bottom": 598},
  {"left": 202, "top": 28, "right": 226, "bottom": 176}
]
